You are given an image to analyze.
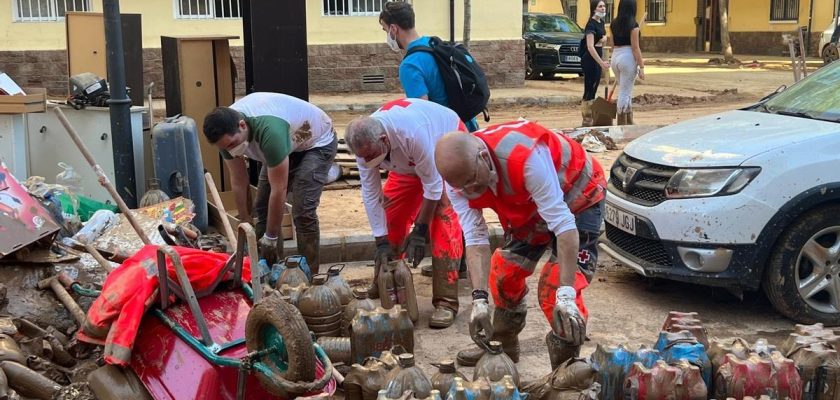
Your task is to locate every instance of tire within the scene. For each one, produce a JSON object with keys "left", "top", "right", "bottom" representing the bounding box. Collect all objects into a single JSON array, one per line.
[
  {"left": 823, "top": 44, "right": 839, "bottom": 65},
  {"left": 540, "top": 71, "right": 555, "bottom": 79},
  {"left": 525, "top": 53, "right": 540, "bottom": 80},
  {"left": 763, "top": 204, "right": 840, "bottom": 325},
  {"left": 245, "top": 294, "right": 317, "bottom": 394}
]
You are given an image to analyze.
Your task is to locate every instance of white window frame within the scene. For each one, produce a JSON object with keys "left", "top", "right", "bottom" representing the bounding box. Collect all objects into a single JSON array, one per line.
[
  {"left": 12, "top": 0, "right": 91, "bottom": 22},
  {"left": 322, "top": 0, "right": 386, "bottom": 17},
  {"left": 174, "top": 0, "right": 242, "bottom": 20}
]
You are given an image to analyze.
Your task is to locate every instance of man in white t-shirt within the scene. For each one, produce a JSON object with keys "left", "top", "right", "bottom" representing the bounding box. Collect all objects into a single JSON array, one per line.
[
  {"left": 203, "top": 92, "right": 337, "bottom": 272},
  {"left": 345, "top": 98, "right": 466, "bottom": 328}
]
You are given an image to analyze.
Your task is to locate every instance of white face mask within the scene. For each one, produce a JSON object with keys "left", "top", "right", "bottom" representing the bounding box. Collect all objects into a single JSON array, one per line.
[
  {"left": 386, "top": 29, "right": 400, "bottom": 52},
  {"left": 229, "top": 140, "right": 249, "bottom": 157},
  {"left": 363, "top": 152, "right": 388, "bottom": 169},
  {"left": 595, "top": 11, "right": 606, "bottom": 18}
]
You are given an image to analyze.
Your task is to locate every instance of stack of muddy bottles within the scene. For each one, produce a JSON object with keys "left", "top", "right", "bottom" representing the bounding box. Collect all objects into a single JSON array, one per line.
[
  {"left": 378, "top": 260, "right": 420, "bottom": 323},
  {"left": 343, "top": 287, "right": 378, "bottom": 336},
  {"left": 662, "top": 311, "right": 709, "bottom": 349},
  {"left": 298, "top": 274, "right": 343, "bottom": 337},
  {"left": 430, "top": 360, "right": 466, "bottom": 395},
  {"left": 708, "top": 336, "right": 802, "bottom": 400},
  {"left": 624, "top": 359, "right": 707, "bottom": 399},
  {"left": 590, "top": 344, "right": 661, "bottom": 399},
  {"left": 521, "top": 358, "right": 601, "bottom": 400},
  {"left": 447, "top": 376, "right": 525, "bottom": 400},
  {"left": 351, "top": 306, "right": 414, "bottom": 364},
  {"left": 345, "top": 347, "right": 405, "bottom": 400},
  {"left": 653, "top": 330, "right": 712, "bottom": 386},
  {"left": 375, "top": 389, "right": 443, "bottom": 400},
  {"left": 0, "top": 320, "right": 67, "bottom": 400},
  {"left": 782, "top": 323, "right": 840, "bottom": 399}
]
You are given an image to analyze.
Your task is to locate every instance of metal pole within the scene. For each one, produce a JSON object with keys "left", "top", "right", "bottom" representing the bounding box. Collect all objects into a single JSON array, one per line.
[
  {"left": 102, "top": 0, "right": 137, "bottom": 208},
  {"left": 449, "top": 0, "right": 455, "bottom": 43}
]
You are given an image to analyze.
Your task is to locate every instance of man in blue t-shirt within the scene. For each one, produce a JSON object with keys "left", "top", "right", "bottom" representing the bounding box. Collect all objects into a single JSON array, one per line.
[{"left": 379, "top": 1, "right": 479, "bottom": 132}]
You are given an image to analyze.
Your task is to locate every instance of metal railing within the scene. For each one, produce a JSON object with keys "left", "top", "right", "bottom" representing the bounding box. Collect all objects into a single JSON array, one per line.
[{"left": 13, "top": 0, "right": 90, "bottom": 22}]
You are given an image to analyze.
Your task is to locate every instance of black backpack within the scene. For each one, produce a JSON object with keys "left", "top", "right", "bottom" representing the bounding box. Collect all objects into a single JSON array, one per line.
[{"left": 405, "top": 37, "right": 491, "bottom": 124}]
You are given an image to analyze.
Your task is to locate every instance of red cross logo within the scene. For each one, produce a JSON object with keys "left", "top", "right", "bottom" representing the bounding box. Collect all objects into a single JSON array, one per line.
[
  {"left": 380, "top": 98, "right": 412, "bottom": 111},
  {"left": 577, "top": 250, "right": 591, "bottom": 264}
]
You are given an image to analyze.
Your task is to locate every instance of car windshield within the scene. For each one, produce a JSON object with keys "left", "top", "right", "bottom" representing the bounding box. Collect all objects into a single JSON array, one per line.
[
  {"left": 760, "top": 62, "right": 840, "bottom": 122},
  {"left": 525, "top": 14, "right": 581, "bottom": 33}
]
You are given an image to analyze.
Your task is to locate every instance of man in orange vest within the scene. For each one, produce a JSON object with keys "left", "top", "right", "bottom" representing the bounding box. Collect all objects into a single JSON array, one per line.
[{"left": 434, "top": 120, "right": 606, "bottom": 369}]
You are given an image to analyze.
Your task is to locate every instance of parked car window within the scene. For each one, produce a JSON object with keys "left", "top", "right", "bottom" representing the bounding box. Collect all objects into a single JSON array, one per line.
[
  {"left": 763, "top": 62, "right": 840, "bottom": 122},
  {"left": 525, "top": 14, "right": 582, "bottom": 33}
]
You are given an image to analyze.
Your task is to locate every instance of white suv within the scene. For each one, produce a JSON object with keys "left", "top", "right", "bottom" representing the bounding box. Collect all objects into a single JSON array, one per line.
[{"left": 600, "top": 61, "right": 840, "bottom": 324}]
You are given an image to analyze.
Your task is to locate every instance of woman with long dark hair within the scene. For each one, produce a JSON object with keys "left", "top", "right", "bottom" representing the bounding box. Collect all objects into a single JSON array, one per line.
[
  {"left": 580, "top": 0, "right": 610, "bottom": 126},
  {"left": 610, "top": 0, "right": 645, "bottom": 124}
]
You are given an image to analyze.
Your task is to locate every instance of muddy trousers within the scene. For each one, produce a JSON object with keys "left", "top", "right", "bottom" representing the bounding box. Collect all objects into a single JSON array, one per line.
[
  {"left": 383, "top": 172, "right": 463, "bottom": 313},
  {"left": 254, "top": 136, "right": 338, "bottom": 272},
  {"left": 490, "top": 200, "right": 604, "bottom": 325}
]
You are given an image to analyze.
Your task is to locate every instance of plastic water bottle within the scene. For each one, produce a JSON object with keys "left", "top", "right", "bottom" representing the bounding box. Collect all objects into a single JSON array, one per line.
[{"left": 56, "top": 162, "right": 83, "bottom": 216}]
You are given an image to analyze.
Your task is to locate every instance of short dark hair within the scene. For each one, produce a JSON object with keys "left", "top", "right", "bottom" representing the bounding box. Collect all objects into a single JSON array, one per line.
[
  {"left": 379, "top": 1, "right": 415, "bottom": 30},
  {"left": 203, "top": 107, "right": 243, "bottom": 143}
]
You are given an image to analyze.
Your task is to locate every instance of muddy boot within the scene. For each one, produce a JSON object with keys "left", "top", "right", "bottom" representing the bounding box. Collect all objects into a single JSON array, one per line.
[
  {"left": 581, "top": 100, "right": 594, "bottom": 127},
  {"left": 367, "top": 262, "right": 381, "bottom": 300},
  {"left": 421, "top": 264, "right": 433, "bottom": 277},
  {"left": 430, "top": 257, "right": 459, "bottom": 329},
  {"left": 297, "top": 232, "right": 320, "bottom": 275},
  {"left": 546, "top": 331, "right": 581, "bottom": 370},
  {"left": 626, "top": 110, "right": 635, "bottom": 125},
  {"left": 616, "top": 112, "right": 627, "bottom": 126},
  {"left": 456, "top": 304, "right": 527, "bottom": 366}
]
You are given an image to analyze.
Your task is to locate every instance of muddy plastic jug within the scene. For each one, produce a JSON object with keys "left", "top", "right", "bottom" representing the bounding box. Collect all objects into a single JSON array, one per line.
[
  {"left": 325, "top": 264, "right": 353, "bottom": 307},
  {"left": 345, "top": 359, "right": 392, "bottom": 400},
  {"left": 384, "top": 353, "right": 433, "bottom": 399},
  {"left": 787, "top": 342, "right": 840, "bottom": 400},
  {"left": 625, "top": 359, "right": 707, "bottom": 400},
  {"left": 654, "top": 331, "right": 712, "bottom": 386},
  {"left": 521, "top": 358, "right": 600, "bottom": 400},
  {"left": 474, "top": 341, "right": 520, "bottom": 386},
  {"left": 351, "top": 307, "right": 415, "bottom": 364},
  {"left": 392, "top": 259, "right": 419, "bottom": 323},
  {"left": 277, "top": 283, "right": 308, "bottom": 308},
  {"left": 430, "top": 359, "right": 466, "bottom": 395},
  {"left": 343, "top": 287, "right": 378, "bottom": 336},
  {"left": 379, "top": 261, "right": 399, "bottom": 309},
  {"left": 298, "top": 274, "right": 343, "bottom": 337},
  {"left": 277, "top": 258, "right": 311, "bottom": 288},
  {"left": 447, "top": 376, "right": 526, "bottom": 400},
  {"left": 591, "top": 344, "right": 662, "bottom": 400},
  {"left": 661, "top": 311, "right": 708, "bottom": 349}
]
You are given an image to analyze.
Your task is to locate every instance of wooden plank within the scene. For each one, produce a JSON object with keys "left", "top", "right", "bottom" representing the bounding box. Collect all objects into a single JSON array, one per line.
[{"left": 66, "top": 13, "right": 107, "bottom": 81}]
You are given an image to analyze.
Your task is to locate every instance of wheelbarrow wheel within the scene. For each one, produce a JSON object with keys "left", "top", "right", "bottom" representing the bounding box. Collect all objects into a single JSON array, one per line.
[{"left": 245, "top": 294, "right": 317, "bottom": 392}]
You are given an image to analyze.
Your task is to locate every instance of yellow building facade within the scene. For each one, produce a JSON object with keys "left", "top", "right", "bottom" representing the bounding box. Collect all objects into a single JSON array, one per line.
[
  {"left": 527, "top": 0, "right": 838, "bottom": 56},
  {"left": 0, "top": 0, "right": 524, "bottom": 95}
]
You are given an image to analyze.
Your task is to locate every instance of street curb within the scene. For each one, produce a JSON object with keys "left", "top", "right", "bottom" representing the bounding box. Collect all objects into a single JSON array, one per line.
[
  {"left": 284, "top": 224, "right": 507, "bottom": 263},
  {"left": 315, "top": 95, "right": 580, "bottom": 113}
]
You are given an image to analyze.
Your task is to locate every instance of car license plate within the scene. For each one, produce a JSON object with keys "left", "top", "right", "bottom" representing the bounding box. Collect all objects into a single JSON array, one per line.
[
  {"left": 564, "top": 55, "right": 581, "bottom": 62},
  {"left": 605, "top": 203, "right": 636, "bottom": 235}
]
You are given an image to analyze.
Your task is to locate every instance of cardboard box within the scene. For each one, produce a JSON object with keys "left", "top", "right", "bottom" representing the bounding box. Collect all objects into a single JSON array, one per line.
[
  {"left": 0, "top": 88, "right": 47, "bottom": 114},
  {"left": 208, "top": 187, "right": 294, "bottom": 240}
]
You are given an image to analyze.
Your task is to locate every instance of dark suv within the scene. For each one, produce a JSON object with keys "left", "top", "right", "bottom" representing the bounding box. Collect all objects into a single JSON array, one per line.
[{"left": 523, "top": 12, "right": 584, "bottom": 79}]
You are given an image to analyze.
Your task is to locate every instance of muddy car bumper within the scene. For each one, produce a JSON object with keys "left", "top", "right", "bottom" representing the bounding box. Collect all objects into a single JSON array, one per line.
[{"left": 599, "top": 229, "right": 763, "bottom": 290}]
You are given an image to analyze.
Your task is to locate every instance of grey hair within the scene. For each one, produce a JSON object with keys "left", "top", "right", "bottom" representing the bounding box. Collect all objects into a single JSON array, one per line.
[{"left": 344, "top": 117, "right": 385, "bottom": 155}]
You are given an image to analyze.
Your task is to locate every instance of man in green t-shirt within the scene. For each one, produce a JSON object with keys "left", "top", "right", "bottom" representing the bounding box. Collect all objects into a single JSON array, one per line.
[{"left": 203, "top": 93, "right": 338, "bottom": 272}]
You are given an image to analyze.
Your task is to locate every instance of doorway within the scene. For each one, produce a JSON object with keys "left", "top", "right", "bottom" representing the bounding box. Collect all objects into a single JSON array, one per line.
[{"left": 696, "top": 0, "right": 721, "bottom": 52}]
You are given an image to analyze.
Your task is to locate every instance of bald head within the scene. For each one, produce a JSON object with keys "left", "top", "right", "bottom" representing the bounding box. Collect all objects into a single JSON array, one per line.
[{"left": 435, "top": 132, "right": 483, "bottom": 186}]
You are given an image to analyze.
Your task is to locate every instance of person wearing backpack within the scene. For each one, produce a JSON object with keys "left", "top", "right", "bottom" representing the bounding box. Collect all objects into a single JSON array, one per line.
[
  {"left": 378, "top": 1, "right": 488, "bottom": 132},
  {"left": 579, "top": 1, "right": 610, "bottom": 126}
]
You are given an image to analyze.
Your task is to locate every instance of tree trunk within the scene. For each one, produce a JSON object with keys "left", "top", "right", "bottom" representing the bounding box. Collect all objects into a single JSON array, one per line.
[
  {"left": 560, "top": 0, "right": 571, "bottom": 16},
  {"left": 718, "top": 0, "right": 734, "bottom": 61},
  {"left": 463, "top": 0, "right": 471, "bottom": 50}
]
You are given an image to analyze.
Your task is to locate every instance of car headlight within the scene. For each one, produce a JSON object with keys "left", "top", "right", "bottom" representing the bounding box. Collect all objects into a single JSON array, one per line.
[
  {"left": 665, "top": 167, "right": 760, "bottom": 199},
  {"left": 535, "top": 42, "right": 559, "bottom": 50}
]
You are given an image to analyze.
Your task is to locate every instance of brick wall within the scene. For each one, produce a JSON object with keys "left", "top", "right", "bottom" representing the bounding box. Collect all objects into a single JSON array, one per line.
[{"left": 0, "top": 39, "right": 525, "bottom": 98}]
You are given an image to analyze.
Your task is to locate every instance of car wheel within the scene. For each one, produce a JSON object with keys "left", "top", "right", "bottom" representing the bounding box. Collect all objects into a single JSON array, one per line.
[
  {"left": 823, "top": 44, "right": 839, "bottom": 65},
  {"left": 525, "top": 53, "right": 540, "bottom": 80},
  {"left": 540, "top": 72, "right": 555, "bottom": 79},
  {"left": 763, "top": 205, "right": 840, "bottom": 324}
]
